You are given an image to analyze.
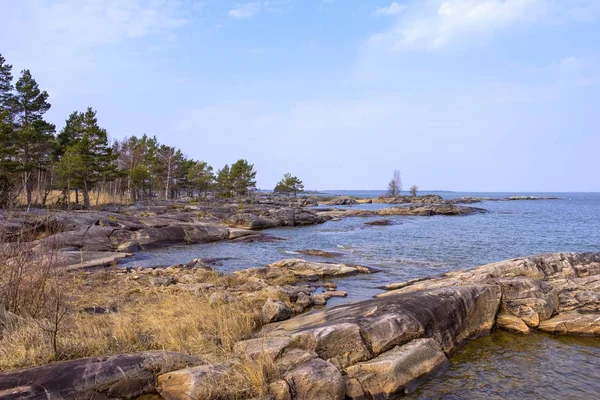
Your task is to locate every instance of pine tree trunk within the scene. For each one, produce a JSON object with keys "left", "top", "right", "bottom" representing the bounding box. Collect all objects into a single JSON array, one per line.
[{"left": 82, "top": 181, "right": 90, "bottom": 209}]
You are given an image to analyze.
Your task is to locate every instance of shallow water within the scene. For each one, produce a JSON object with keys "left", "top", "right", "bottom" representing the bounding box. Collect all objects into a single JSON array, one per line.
[
  {"left": 120, "top": 192, "right": 600, "bottom": 397},
  {"left": 409, "top": 331, "right": 600, "bottom": 400}
]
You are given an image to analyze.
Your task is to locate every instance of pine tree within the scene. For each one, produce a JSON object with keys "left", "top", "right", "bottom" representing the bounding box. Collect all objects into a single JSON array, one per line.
[
  {"left": 12, "top": 69, "right": 55, "bottom": 208},
  {"left": 274, "top": 173, "right": 304, "bottom": 197},
  {"left": 0, "top": 53, "right": 14, "bottom": 110},
  {"left": 230, "top": 159, "right": 257, "bottom": 196},
  {"left": 0, "top": 54, "right": 16, "bottom": 206},
  {"left": 55, "top": 107, "right": 115, "bottom": 208},
  {"left": 187, "top": 160, "right": 214, "bottom": 198},
  {"left": 216, "top": 164, "right": 232, "bottom": 198}
]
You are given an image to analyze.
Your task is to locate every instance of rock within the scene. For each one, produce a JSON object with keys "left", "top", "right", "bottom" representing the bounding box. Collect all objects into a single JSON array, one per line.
[
  {"left": 538, "top": 311, "right": 600, "bottom": 336},
  {"left": 268, "top": 380, "right": 292, "bottom": 400},
  {"left": 268, "top": 259, "right": 376, "bottom": 279},
  {"left": 296, "top": 292, "right": 313, "bottom": 308},
  {"left": 345, "top": 339, "right": 449, "bottom": 398},
  {"left": 322, "top": 291, "right": 348, "bottom": 299},
  {"left": 495, "top": 277, "right": 558, "bottom": 327},
  {"left": 496, "top": 313, "right": 530, "bottom": 334},
  {"left": 365, "top": 219, "right": 392, "bottom": 226},
  {"left": 345, "top": 377, "right": 366, "bottom": 400},
  {"left": 275, "top": 348, "right": 318, "bottom": 374},
  {"left": 359, "top": 313, "right": 425, "bottom": 355},
  {"left": 311, "top": 294, "right": 327, "bottom": 306},
  {"left": 0, "top": 351, "right": 200, "bottom": 400},
  {"left": 228, "top": 227, "right": 262, "bottom": 240},
  {"left": 208, "top": 292, "right": 231, "bottom": 306},
  {"left": 284, "top": 359, "right": 345, "bottom": 400},
  {"left": 295, "top": 249, "right": 343, "bottom": 258},
  {"left": 261, "top": 298, "right": 292, "bottom": 323},
  {"left": 291, "top": 322, "right": 372, "bottom": 368},
  {"left": 234, "top": 336, "right": 292, "bottom": 361},
  {"left": 151, "top": 276, "right": 176, "bottom": 287},
  {"left": 157, "top": 363, "right": 232, "bottom": 400},
  {"left": 322, "top": 197, "right": 358, "bottom": 206},
  {"left": 262, "top": 285, "right": 501, "bottom": 358}
]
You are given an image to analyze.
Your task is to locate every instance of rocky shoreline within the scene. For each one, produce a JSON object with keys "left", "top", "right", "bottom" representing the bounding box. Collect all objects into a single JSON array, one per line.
[
  {"left": 0, "top": 197, "right": 482, "bottom": 272},
  {"left": 0, "top": 252, "right": 598, "bottom": 399}
]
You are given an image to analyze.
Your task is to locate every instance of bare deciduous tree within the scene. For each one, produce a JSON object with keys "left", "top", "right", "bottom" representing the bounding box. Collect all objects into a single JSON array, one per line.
[
  {"left": 387, "top": 170, "right": 402, "bottom": 197},
  {"left": 410, "top": 185, "right": 418, "bottom": 197}
]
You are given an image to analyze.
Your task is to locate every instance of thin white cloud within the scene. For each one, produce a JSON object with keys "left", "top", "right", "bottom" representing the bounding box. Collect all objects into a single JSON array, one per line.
[
  {"left": 368, "top": 0, "right": 544, "bottom": 51},
  {"left": 373, "top": 2, "right": 406, "bottom": 17},
  {"left": 228, "top": 2, "right": 261, "bottom": 19}
]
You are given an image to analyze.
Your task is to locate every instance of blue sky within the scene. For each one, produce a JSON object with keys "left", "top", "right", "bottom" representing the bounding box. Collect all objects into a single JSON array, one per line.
[{"left": 1, "top": 0, "right": 599, "bottom": 191}]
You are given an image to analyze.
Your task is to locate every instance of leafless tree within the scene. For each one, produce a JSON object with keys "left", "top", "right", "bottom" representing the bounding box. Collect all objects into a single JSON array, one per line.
[
  {"left": 387, "top": 170, "right": 402, "bottom": 197},
  {"left": 410, "top": 185, "right": 418, "bottom": 197}
]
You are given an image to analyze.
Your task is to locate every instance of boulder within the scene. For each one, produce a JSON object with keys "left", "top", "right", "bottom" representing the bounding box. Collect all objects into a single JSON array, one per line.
[
  {"left": 261, "top": 299, "right": 292, "bottom": 323},
  {"left": 268, "top": 380, "right": 292, "bottom": 400},
  {"left": 284, "top": 359, "right": 345, "bottom": 400},
  {"left": 345, "top": 339, "right": 449, "bottom": 398},
  {"left": 496, "top": 313, "right": 530, "bottom": 334},
  {"left": 0, "top": 351, "right": 200, "bottom": 400},
  {"left": 156, "top": 363, "right": 232, "bottom": 400},
  {"left": 268, "top": 259, "right": 375, "bottom": 279}
]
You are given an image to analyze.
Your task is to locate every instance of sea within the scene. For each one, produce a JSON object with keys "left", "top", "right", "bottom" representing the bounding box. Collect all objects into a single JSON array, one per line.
[{"left": 121, "top": 191, "right": 600, "bottom": 399}]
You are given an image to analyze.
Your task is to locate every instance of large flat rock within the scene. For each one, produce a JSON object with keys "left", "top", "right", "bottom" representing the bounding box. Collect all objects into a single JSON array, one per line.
[{"left": 0, "top": 351, "right": 201, "bottom": 400}]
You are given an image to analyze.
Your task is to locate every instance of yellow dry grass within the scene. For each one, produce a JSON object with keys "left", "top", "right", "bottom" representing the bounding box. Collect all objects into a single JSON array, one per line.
[
  {"left": 16, "top": 190, "right": 129, "bottom": 207},
  {"left": 0, "top": 265, "right": 286, "bottom": 397}
]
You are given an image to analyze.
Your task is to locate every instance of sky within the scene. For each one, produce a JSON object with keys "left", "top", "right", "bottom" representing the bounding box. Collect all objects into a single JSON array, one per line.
[{"left": 0, "top": 0, "right": 599, "bottom": 192}]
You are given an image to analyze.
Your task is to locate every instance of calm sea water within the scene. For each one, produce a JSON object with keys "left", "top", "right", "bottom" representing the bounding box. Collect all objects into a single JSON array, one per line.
[{"left": 122, "top": 192, "right": 600, "bottom": 399}]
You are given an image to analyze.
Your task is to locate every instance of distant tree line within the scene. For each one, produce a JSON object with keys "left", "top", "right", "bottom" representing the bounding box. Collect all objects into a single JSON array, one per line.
[{"left": 0, "top": 53, "right": 259, "bottom": 209}]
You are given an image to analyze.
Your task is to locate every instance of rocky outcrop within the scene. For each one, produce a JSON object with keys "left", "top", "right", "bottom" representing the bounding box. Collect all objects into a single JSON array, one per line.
[
  {"left": 320, "top": 204, "right": 484, "bottom": 219},
  {"left": 321, "top": 197, "right": 359, "bottom": 206},
  {"left": 232, "top": 284, "right": 501, "bottom": 399},
  {"left": 381, "top": 252, "right": 600, "bottom": 336},
  {"left": 267, "top": 259, "right": 377, "bottom": 279},
  {"left": 0, "top": 351, "right": 200, "bottom": 400}
]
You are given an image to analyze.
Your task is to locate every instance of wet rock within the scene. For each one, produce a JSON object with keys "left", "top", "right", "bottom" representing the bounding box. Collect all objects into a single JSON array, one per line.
[
  {"left": 261, "top": 298, "right": 292, "bottom": 323},
  {"left": 496, "top": 313, "right": 530, "bottom": 334},
  {"left": 322, "top": 290, "right": 348, "bottom": 299},
  {"left": 365, "top": 219, "right": 392, "bottom": 226},
  {"left": 295, "top": 249, "right": 342, "bottom": 258},
  {"left": 537, "top": 311, "right": 600, "bottom": 336},
  {"left": 345, "top": 339, "right": 449, "bottom": 398},
  {"left": 0, "top": 351, "right": 200, "bottom": 400},
  {"left": 284, "top": 359, "right": 345, "bottom": 400}
]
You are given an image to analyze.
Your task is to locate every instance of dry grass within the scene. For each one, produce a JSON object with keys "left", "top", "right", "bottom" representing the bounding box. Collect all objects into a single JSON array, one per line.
[{"left": 16, "top": 190, "right": 129, "bottom": 207}]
